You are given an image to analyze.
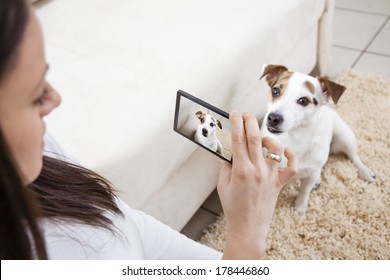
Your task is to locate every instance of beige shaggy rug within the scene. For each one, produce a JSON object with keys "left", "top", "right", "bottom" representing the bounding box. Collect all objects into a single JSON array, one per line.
[{"left": 199, "top": 69, "right": 390, "bottom": 259}]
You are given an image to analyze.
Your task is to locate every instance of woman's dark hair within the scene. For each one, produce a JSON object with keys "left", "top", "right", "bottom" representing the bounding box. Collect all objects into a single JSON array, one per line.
[
  {"left": 0, "top": 0, "right": 121, "bottom": 259},
  {"left": 0, "top": 127, "right": 48, "bottom": 259},
  {"left": 0, "top": 0, "right": 29, "bottom": 83},
  {"left": 32, "top": 156, "right": 122, "bottom": 230}
]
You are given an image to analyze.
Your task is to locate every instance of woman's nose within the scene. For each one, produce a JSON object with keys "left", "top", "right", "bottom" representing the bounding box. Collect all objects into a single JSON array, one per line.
[
  {"left": 40, "top": 81, "right": 62, "bottom": 117},
  {"left": 51, "top": 86, "right": 62, "bottom": 110}
]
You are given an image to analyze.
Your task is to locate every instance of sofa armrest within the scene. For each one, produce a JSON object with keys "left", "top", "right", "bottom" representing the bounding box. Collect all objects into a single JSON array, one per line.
[{"left": 317, "top": 0, "right": 335, "bottom": 76}]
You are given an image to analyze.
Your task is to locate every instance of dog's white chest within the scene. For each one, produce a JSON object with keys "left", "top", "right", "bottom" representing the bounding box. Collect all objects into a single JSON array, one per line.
[
  {"left": 261, "top": 114, "right": 332, "bottom": 179},
  {"left": 195, "top": 130, "right": 218, "bottom": 151}
]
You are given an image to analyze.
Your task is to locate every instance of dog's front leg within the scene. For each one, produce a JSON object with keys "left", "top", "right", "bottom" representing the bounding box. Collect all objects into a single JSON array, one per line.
[{"left": 295, "top": 171, "right": 321, "bottom": 215}]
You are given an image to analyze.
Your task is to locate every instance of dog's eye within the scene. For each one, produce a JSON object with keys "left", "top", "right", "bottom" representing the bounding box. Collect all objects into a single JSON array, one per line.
[
  {"left": 210, "top": 123, "right": 215, "bottom": 127},
  {"left": 271, "top": 87, "right": 281, "bottom": 97},
  {"left": 297, "top": 97, "right": 310, "bottom": 106}
]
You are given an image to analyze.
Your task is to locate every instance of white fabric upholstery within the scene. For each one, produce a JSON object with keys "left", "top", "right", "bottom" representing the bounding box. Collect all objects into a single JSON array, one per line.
[{"left": 36, "top": 0, "right": 332, "bottom": 230}]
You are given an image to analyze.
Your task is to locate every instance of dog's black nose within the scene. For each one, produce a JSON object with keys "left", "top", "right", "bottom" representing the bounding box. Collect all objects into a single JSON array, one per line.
[
  {"left": 267, "top": 113, "right": 284, "bottom": 126},
  {"left": 202, "top": 128, "right": 208, "bottom": 137}
]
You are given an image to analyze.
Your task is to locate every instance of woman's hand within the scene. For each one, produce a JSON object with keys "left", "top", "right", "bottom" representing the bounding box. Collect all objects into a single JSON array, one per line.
[{"left": 218, "top": 112, "right": 297, "bottom": 259}]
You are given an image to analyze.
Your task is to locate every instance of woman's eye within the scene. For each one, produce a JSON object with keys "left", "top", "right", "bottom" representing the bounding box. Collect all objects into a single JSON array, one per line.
[
  {"left": 272, "top": 87, "right": 281, "bottom": 97},
  {"left": 297, "top": 97, "right": 310, "bottom": 106}
]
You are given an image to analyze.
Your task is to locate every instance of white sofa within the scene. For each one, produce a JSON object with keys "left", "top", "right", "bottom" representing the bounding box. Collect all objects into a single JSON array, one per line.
[{"left": 36, "top": 0, "right": 334, "bottom": 230}]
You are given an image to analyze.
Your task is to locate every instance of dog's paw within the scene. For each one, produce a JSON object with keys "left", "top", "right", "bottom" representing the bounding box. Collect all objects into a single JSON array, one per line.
[
  {"left": 359, "top": 167, "right": 376, "bottom": 183},
  {"left": 313, "top": 182, "right": 321, "bottom": 191},
  {"left": 295, "top": 205, "right": 307, "bottom": 215},
  {"left": 295, "top": 200, "right": 308, "bottom": 215}
]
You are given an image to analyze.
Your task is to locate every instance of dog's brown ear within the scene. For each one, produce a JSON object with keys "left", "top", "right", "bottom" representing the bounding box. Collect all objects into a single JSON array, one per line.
[
  {"left": 317, "top": 76, "right": 346, "bottom": 104},
  {"left": 217, "top": 120, "right": 222, "bottom": 129},
  {"left": 195, "top": 111, "right": 203, "bottom": 119},
  {"left": 259, "top": 64, "right": 288, "bottom": 86}
]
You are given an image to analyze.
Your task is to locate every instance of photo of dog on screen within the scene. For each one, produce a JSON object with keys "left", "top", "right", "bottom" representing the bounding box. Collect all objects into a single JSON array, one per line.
[
  {"left": 194, "top": 110, "right": 224, "bottom": 155},
  {"left": 174, "top": 90, "right": 232, "bottom": 162}
]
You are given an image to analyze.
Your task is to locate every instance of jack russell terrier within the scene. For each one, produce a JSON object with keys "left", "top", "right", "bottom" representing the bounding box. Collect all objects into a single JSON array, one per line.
[
  {"left": 194, "top": 111, "right": 224, "bottom": 155},
  {"left": 260, "top": 64, "right": 375, "bottom": 214}
]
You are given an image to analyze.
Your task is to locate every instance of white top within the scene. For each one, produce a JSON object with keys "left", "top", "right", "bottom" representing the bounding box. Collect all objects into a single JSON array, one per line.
[
  {"left": 41, "top": 133, "right": 222, "bottom": 259},
  {"left": 40, "top": 198, "right": 222, "bottom": 260}
]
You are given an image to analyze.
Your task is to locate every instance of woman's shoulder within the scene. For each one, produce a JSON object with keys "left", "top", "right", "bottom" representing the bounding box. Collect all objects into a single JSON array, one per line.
[{"left": 40, "top": 198, "right": 146, "bottom": 259}]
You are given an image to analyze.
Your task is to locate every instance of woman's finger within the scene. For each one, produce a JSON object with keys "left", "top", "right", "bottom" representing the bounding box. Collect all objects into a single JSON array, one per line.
[
  {"left": 242, "top": 113, "right": 264, "bottom": 166},
  {"left": 229, "top": 111, "right": 249, "bottom": 165},
  {"left": 278, "top": 147, "right": 298, "bottom": 186},
  {"left": 262, "top": 137, "right": 284, "bottom": 166},
  {"left": 217, "top": 160, "right": 232, "bottom": 191}
]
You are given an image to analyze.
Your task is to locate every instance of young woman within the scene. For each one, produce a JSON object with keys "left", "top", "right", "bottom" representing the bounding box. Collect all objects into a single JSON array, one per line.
[{"left": 0, "top": 0, "right": 297, "bottom": 260}]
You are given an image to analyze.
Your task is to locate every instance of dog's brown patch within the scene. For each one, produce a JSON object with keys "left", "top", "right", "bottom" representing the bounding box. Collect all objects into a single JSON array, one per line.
[
  {"left": 260, "top": 64, "right": 288, "bottom": 86},
  {"left": 304, "top": 81, "right": 315, "bottom": 94},
  {"left": 195, "top": 111, "right": 205, "bottom": 123},
  {"left": 269, "top": 71, "right": 293, "bottom": 103},
  {"left": 217, "top": 120, "right": 222, "bottom": 129}
]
